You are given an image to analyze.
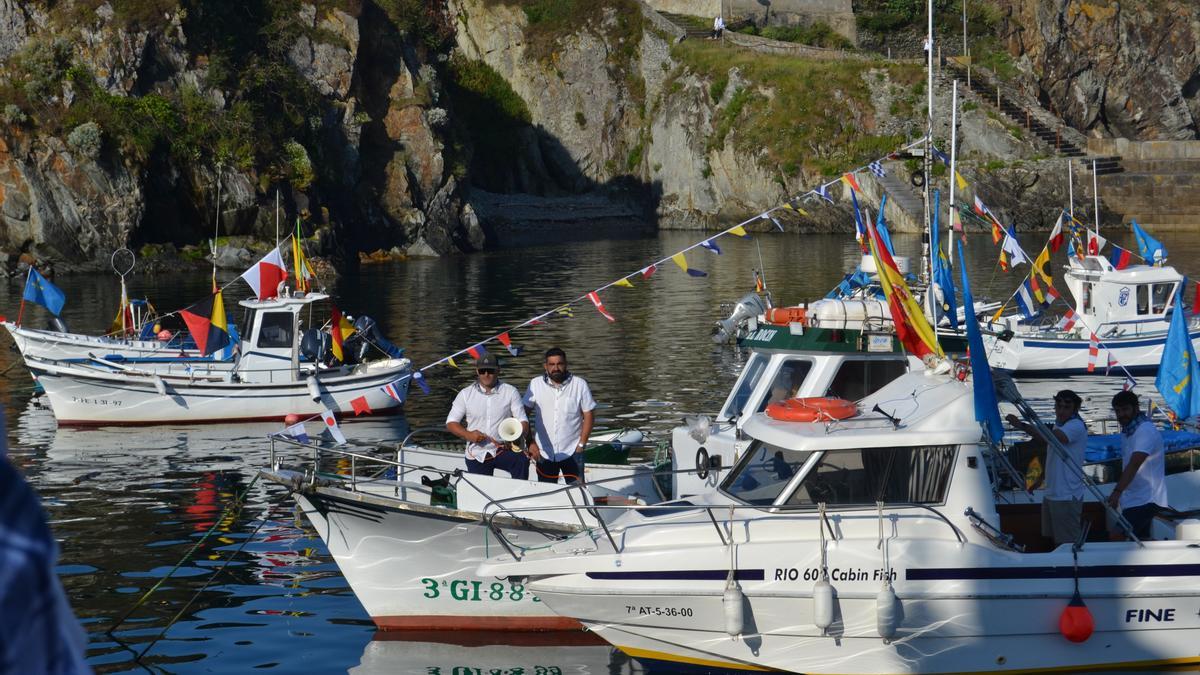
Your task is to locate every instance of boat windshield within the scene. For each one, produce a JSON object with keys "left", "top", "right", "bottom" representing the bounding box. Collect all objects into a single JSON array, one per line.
[
  {"left": 720, "top": 440, "right": 814, "bottom": 506},
  {"left": 756, "top": 359, "right": 814, "bottom": 413},
  {"left": 720, "top": 353, "right": 769, "bottom": 420},
  {"left": 783, "top": 445, "right": 957, "bottom": 507}
]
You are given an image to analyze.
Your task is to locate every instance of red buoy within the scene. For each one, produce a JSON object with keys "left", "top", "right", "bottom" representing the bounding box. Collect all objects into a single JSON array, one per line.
[{"left": 1059, "top": 591, "right": 1094, "bottom": 643}]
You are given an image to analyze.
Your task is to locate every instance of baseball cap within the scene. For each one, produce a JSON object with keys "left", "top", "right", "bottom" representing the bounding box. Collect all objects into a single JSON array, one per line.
[{"left": 475, "top": 353, "right": 499, "bottom": 370}]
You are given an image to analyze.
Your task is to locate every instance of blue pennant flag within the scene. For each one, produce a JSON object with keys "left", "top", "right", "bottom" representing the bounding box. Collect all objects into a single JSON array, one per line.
[
  {"left": 1132, "top": 220, "right": 1166, "bottom": 265},
  {"left": 815, "top": 184, "right": 834, "bottom": 204},
  {"left": 700, "top": 239, "right": 722, "bottom": 255},
  {"left": 931, "top": 147, "right": 951, "bottom": 166},
  {"left": 958, "top": 241, "right": 1004, "bottom": 444},
  {"left": 23, "top": 267, "right": 66, "bottom": 316},
  {"left": 930, "top": 191, "right": 958, "bottom": 330},
  {"left": 1155, "top": 285, "right": 1200, "bottom": 420},
  {"left": 874, "top": 194, "right": 895, "bottom": 256},
  {"left": 850, "top": 188, "right": 867, "bottom": 248}
]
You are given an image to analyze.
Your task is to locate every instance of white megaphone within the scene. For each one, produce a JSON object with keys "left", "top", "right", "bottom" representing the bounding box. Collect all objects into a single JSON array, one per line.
[{"left": 498, "top": 417, "right": 524, "bottom": 443}]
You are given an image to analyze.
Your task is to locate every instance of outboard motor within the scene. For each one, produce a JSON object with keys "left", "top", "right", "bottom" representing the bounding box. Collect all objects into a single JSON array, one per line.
[
  {"left": 713, "top": 292, "right": 768, "bottom": 344},
  {"left": 48, "top": 316, "right": 70, "bottom": 333},
  {"left": 354, "top": 315, "right": 405, "bottom": 358},
  {"left": 300, "top": 328, "right": 326, "bottom": 363}
]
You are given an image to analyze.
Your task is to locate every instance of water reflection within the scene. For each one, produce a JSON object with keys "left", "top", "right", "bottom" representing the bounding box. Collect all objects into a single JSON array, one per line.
[{"left": 351, "top": 631, "right": 646, "bottom": 675}]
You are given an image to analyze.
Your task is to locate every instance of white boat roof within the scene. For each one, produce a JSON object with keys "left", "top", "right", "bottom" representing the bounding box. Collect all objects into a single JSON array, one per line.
[
  {"left": 741, "top": 370, "right": 982, "bottom": 451},
  {"left": 1067, "top": 256, "right": 1181, "bottom": 285},
  {"left": 237, "top": 291, "right": 329, "bottom": 310}
]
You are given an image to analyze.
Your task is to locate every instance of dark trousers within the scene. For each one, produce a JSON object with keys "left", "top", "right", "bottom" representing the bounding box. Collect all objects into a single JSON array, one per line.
[
  {"left": 465, "top": 449, "right": 530, "bottom": 480},
  {"left": 537, "top": 454, "right": 583, "bottom": 484},
  {"left": 1122, "top": 502, "right": 1164, "bottom": 539}
]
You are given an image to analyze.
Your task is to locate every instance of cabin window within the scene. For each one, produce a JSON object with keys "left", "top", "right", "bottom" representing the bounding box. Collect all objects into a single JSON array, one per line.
[
  {"left": 756, "top": 359, "right": 814, "bottom": 412},
  {"left": 784, "top": 445, "right": 957, "bottom": 507},
  {"left": 721, "top": 354, "right": 768, "bottom": 420},
  {"left": 720, "top": 441, "right": 814, "bottom": 506},
  {"left": 257, "top": 312, "right": 294, "bottom": 348},
  {"left": 827, "top": 359, "right": 908, "bottom": 401},
  {"left": 1136, "top": 285, "right": 1149, "bottom": 315},
  {"left": 1152, "top": 283, "right": 1174, "bottom": 314}
]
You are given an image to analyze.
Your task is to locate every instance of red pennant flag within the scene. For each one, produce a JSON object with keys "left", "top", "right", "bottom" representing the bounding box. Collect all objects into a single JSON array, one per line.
[
  {"left": 1106, "top": 351, "right": 1117, "bottom": 376},
  {"left": 1193, "top": 281, "right": 1200, "bottom": 316},
  {"left": 1087, "top": 333, "right": 1099, "bottom": 373},
  {"left": 466, "top": 344, "right": 487, "bottom": 361},
  {"left": 497, "top": 332, "right": 521, "bottom": 356},
  {"left": 350, "top": 395, "right": 371, "bottom": 416},
  {"left": 841, "top": 173, "right": 861, "bottom": 192},
  {"left": 587, "top": 291, "right": 616, "bottom": 322},
  {"left": 641, "top": 264, "right": 657, "bottom": 279}
]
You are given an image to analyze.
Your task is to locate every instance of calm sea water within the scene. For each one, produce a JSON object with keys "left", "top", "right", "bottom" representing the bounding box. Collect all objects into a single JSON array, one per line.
[{"left": 6, "top": 228, "right": 1200, "bottom": 673}]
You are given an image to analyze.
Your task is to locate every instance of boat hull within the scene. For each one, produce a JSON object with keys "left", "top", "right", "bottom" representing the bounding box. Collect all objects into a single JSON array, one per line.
[
  {"left": 3, "top": 321, "right": 212, "bottom": 362},
  {"left": 28, "top": 357, "right": 410, "bottom": 425},
  {"left": 983, "top": 326, "right": 1200, "bottom": 376}
]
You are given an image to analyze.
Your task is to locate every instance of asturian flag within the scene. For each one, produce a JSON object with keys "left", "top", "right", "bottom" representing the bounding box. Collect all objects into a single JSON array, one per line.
[
  {"left": 240, "top": 247, "right": 288, "bottom": 300},
  {"left": 1156, "top": 291, "right": 1200, "bottom": 419}
]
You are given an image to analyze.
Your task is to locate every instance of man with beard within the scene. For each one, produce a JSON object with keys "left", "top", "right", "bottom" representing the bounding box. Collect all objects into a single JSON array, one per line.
[
  {"left": 1106, "top": 390, "right": 1167, "bottom": 540},
  {"left": 524, "top": 347, "right": 596, "bottom": 484}
]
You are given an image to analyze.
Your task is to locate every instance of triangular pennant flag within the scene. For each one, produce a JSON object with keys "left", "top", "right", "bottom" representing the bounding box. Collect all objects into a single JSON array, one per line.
[
  {"left": 1106, "top": 351, "right": 1117, "bottom": 376},
  {"left": 412, "top": 371, "right": 430, "bottom": 394},
  {"left": 754, "top": 271, "right": 764, "bottom": 293},
  {"left": 240, "top": 247, "right": 288, "bottom": 301},
  {"left": 381, "top": 379, "right": 408, "bottom": 401},
  {"left": 587, "top": 291, "right": 616, "bottom": 322},
  {"left": 1124, "top": 374, "right": 1137, "bottom": 391},
  {"left": 841, "top": 172, "right": 861, "bottom": 192},
  {"left": 700, "top": 239, "right": 722, "bottom": 255},
  {"left": 955, "top": 171, "right": 968, "bottom": 191},
  {"left": 179, "top": 291, "right": 231, "bottom": 357},
  {"left": 322, "top": 408, "right": 347, "bottom": 444},
  {"left": 613, "top": 278, "right": 634, "bottom": 288},
  {"left": 496, "top": 332, "right": 522, "bottom": 356},
  {"left": 814, "top": 184, "right": 834, "bottom": 204},
  {"left": 445, "top": 356, "right": 459, "bottom": 369},
  {"left": 555, "top": 305, "right": 574, "bottom": 318},
  {"left": 768, "top": 216, "right": 785, "bottom": 232},
  {"left": 671, "top": 253, "right": 707, "bottom": 277},
  {"left": 728, "top": 225, "right": 749, "bottom": 237},
  {"left": 641, "top": 264, "right": 657, "bottom": 279},
  {"left": 973, "top": 195, "right": 987, "bottom": 217},
  {"left": 466, "top": 344, "right": 488, "bottom": 361}
]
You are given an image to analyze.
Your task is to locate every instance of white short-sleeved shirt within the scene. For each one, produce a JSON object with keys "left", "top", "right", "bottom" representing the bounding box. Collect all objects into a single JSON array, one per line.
[
  {"left": 446, "top": 382, "right": 527, "bottom": 461},
  {"left": 1119, "top": 418, "right": 1168, "bottom": 509},
  {"left": 1044, "top": 417, "right": 1087, "bottom": 501},
  {"left": 523, "top": 375, "right": 596, "bottom": 461}
]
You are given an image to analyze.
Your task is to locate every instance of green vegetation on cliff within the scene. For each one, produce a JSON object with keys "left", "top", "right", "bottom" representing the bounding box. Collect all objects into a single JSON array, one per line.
[{"left": 670, "top": 40, "right": 918, "bottom": 176}]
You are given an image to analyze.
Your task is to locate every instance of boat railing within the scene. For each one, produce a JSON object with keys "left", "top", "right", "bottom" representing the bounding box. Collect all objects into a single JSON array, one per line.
[{"left": 481, "top": 498, "right": 968, "bottom": 561}]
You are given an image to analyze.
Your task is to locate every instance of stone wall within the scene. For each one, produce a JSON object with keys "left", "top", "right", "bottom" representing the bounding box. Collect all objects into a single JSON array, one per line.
[{"left": 727, "top": 0, "right": 855, "bottom": 44}]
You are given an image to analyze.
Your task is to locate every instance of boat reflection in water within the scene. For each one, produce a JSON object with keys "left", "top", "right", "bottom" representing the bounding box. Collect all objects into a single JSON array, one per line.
[{"left": 350, "top": 630, "right": 648, "bottom": 675}]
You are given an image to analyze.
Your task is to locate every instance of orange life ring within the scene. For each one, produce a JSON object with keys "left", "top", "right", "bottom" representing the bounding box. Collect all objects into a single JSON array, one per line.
[
  {"left": 765, "top": 397, "right": 858, "bottom": 422},
  {"left": 763, "top": 306, "right": 807, "bottom": 326}
]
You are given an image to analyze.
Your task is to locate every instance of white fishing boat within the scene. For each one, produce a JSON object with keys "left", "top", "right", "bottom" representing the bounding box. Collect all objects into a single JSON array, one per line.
[
  {"left": 477, "top": 368, "right": 1200, "bottom": 674},
  {"left": 261, "top": 428, "right": 664, "bottom": 631},
  {"left": 1, "top": 318, "right": 231, "bottom": 364},
  {"left": 27, "top": 291, "right": 411, "bottom": 425},
  {"left": 984, "top": 255, "right": 1200, "bottom": 376}
]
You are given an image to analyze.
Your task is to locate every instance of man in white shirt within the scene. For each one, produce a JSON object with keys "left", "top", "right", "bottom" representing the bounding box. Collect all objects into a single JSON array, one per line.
[
  {"left": 524, "top": 347, "right": 596, "bottom": 484},
  {"left": 711, "top": 14, "right": 724, "bottom": 39},
  {"left": 1007, "top": 390, "right": 1087, "bottom": 545},
  {"left": 1106, "top": 390, "right": 1167, "bottom": 540},
  {"left": 446, "top": 353, "right": 530, "bottom": 479}
]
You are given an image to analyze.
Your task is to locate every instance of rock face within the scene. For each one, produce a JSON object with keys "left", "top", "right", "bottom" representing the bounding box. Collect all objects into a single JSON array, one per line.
[{"left": 1000, "top": 0, "right": 1200, "bottom": 140}]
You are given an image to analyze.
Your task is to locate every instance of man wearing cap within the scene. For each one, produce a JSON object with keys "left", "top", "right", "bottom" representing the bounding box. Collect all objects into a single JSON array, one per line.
[
  {"left": 1106, "top": 390, "right": 1167, "bottom": 540},
  {"left": 524, "top": 347, "right": 596, "bottom": 484},
  {"left": 446, "top": 353, "right": 531, "bottom": 479},
  {"left": 1006, "top": 390, "right": 1087, "bottom": 546}
]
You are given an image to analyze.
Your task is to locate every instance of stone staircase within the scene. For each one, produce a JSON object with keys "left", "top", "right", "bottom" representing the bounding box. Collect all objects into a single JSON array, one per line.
[
  {"left": 943, "top": 61, "right": 1085, "bottom": 158},
  {"left": 658, "top": 12, "right": 715, "bottom": 40}
]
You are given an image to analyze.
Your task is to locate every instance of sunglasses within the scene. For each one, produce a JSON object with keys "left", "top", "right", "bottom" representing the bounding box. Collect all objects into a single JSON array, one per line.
[{"left": 477, "top": 369, "right": 497, "bottom": 375}]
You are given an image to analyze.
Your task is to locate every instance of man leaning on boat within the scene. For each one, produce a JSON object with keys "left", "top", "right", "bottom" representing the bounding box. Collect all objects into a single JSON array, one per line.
[
  {"left": 1107, "top": 390, "right": 1168, "bottom": 540},
  {"left": 1006, "top": 390, "right": 1087, "bottom": 545},
  {"left": 446, "top": 353, "right": 532, "bottom": 479}
]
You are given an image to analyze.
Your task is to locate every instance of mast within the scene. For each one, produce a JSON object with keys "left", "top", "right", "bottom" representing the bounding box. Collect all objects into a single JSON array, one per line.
[{"left": 922, "top": 0, "right": 934, "bottom": 320}]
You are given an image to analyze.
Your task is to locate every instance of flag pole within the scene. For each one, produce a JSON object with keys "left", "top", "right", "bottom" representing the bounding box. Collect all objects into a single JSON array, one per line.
[
  {"left": 921, "top": 0, "right": 934, "bottom": 321},
  {"left": 948, "top": 79, "right": 958, "bottom": 266},
  {"left": 1092, "top": 158, "right": 1100, "bottom": 239},
  {"left": 16, "top": 266, "right": 30, "bottom": 327},
  {"left": 1067, "top": 158, "right": 1074, "bottom": 221},
  {"left": 212, "top": 168, "right": 221, "bottom": 293}
]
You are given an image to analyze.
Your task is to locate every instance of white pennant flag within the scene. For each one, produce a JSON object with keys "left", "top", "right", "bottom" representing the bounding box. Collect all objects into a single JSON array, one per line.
[{"left": 321, "top": 408, "right": 347, "bottom": 444}]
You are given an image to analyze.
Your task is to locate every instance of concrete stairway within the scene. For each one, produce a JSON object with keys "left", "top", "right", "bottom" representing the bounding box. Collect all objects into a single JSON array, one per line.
[{"left": 658, "top": 12, "right": 714, "bottom": 40}]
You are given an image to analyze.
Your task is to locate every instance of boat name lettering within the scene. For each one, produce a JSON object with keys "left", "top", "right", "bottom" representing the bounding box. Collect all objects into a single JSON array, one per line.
[
  {"left": 746, "top": 328, "right": 778, "bottom": 343},
  {"left": 775, "top": 567, "right": 896, "bottom": 582},
  {"left": 69, "top": 396, "right": 123, "bottom": 407},
  {"left": 419, "top": 577, "right": 540, "bottom": 603},
  {"left": 625, "top": 605, "right": 694, "bottom": 618},
  {"left": 1125, "top": 608, "right": 1175, "bottom": 623},
  {"left": 424, "top": 662, "right": 564, "bottom": 667}
]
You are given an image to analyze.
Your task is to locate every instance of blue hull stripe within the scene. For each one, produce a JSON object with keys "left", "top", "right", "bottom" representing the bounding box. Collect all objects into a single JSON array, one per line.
[{"left": 908, "top": 563, "right": 1200, "bottom": 581}]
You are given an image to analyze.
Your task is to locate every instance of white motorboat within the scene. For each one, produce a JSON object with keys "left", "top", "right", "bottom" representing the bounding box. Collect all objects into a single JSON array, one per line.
[
  {"left": 984, "top": 255, "right": 1200, "bottom": 376},
  {"left": 2, "top": 320, "right": 230, "bottom": 364},
  {"left": 261, "top": 428, "right": 665, "bottom": 631},
  {"left": 478, "top": 368, "right": 1200, "bottom": 674},
  {"left": 27, "top": 291, "right": 412, "bottom": 425}
]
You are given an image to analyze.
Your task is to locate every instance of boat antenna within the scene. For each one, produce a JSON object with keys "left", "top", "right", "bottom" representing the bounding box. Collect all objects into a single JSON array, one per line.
[
  {"left": 755, "top": 238, "right": 771, "bottom": 306},
  {"left": 1067, "top": 157, "right": 1074, "bottom": 221},
  {"left": 1091, "top": 157, "right": 1100, "bottom": 237},
  {"left": 211, "top": 166, "right": 221, "bottom": 294}
]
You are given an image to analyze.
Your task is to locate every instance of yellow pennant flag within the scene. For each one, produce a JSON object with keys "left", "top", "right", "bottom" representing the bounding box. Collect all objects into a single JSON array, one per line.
[
  {"left": 614, "top": 278, "right": 634, "bottom": 288},
  {"left": 955, "top": 171, "right": 968, "bottom": 191},
  {"left": 728, "top": 225, "right": 749, "bottom": 237},
  {"left": 1032, "top": 247, "right": 1052, "bottom": 286},
  {"left": 671, "top": 253, "right": 690, "bottom": 273},
  {"left": 446, "top": 356, "right": 458, "bottom": 369}
]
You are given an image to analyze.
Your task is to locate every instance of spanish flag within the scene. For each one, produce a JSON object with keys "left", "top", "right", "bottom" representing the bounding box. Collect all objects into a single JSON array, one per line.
[
  {"left": 330, "top": 306, "right": 356, "bottom": 362},
  {"left": 866, "top": 220, "right": 943, "bottom": 360},
  {"left": 180, "top": 291, "right": 231, "bottom": 356}
]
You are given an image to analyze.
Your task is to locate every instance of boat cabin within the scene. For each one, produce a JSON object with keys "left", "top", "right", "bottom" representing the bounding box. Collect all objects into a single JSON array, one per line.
[
  {"left": 235, "top": 291, "right": 328, "bottom": 383},
  {"left": 671, "top": 327, "right": 918, "bottom": 498},
  {"left": 1063, "top": 256, "right": 1181, "bottom": 336}
]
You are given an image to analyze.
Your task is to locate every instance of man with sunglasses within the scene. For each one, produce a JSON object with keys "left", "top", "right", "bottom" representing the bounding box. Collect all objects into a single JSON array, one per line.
[
  {"left": 524, "top": 347, "right": 596, "bottom": 484},
  {"left": 446, "top": 353, "right": 530, "bottom": 478},
  {"left": 1006, "top": 390, "right": 1087, "bottom": 546}
]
